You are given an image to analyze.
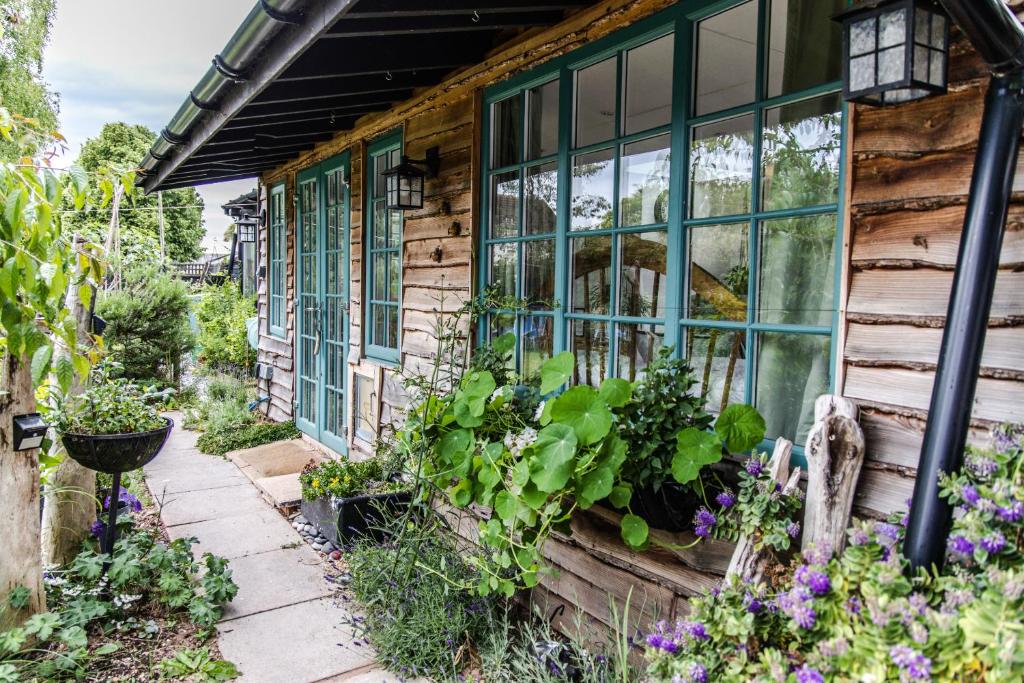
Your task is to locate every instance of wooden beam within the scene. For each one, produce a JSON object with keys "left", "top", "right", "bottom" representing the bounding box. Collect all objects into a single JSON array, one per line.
[
  {"left": 324, "top": 11, "right": 566, "bottom": 37},
  {"left": 346, "top": 1, "right": 585, "bottom": 17}
]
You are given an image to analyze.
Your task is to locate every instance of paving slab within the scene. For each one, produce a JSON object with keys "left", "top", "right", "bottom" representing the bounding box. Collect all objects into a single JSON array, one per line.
[
  {"left": 317, "top": 667, "right": 424, "bottom": 682},
  {"left": 227, "top": 439, "right": 319, "bottom": 477},
  {"left": 217, "top": 597, "right": 374, "bottom": 683},
  {"left": 166, "top": 507, "right": 298, "bottom": 560},
  {"left": 220, "top": 545, "right": 333, "bottom": 621},
  {"left": 157, "top": 484, "right": 269, "bottom": 527},
  {"left": 146, "top": 465, "right": 249, "bottom": 495},
  {"left": 254, "top": 473, "right": 302, "bottom": 506}
]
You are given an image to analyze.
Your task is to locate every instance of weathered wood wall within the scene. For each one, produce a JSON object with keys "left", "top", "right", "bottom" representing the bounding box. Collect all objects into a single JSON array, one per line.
[
  {"left": 842, "top": 2, "right": 1024, "bottom": 519},
  {"left": 256, "top": 183, "right": 296, "bottom": 422}
]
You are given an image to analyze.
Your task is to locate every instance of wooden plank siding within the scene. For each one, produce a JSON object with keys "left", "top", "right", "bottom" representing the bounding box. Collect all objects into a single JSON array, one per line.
[{"left": 841, "top": 1, "right": 1024, "bottom": 518}]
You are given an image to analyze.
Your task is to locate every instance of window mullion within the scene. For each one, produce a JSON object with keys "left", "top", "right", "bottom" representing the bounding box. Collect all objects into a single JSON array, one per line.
[{"left": 554, "top": 67, "right": 573, "bottom": 360}]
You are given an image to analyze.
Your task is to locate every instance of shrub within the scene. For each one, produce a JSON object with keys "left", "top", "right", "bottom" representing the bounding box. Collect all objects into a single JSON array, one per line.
[
  {"left": 299, "top": 456, "right": 404, "bottom": 501},
  {"left": 194, "top": 281, "right": 256, "bottom": 371},
  {"left": 49, "top": 361, "right": 169, "bottom": 435},
  {"left": 95, "top": 267, "right": 194, "bottom": 383},
  {"left": 196, "top": 421, "right": 300, "bottom": 457}
]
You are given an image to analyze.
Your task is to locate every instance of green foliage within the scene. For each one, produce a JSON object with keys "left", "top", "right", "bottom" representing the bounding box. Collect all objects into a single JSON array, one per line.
[
  {"left": 672, "top": 403, "right": 766, "bottom": 487},
  {"left": 299, "top": 453, "right": 405, "bottom": 501},
  {"left": 0, "top": 1, "right": 58, "bottom": 162},
  {"left": 184, "top": 372, "right": 295, "bottom": 456},
  {"left": 95, "top": 266, "right": 195, "bottom": 383},
  {"left": 711, "top": 451, "right": 803, "bottom": 554},
  {"left": 49, "top": 360, "right": 169, "bottom": 435},
  {"left": 194, "top": 281, "right": 256, "bottom": 371},
  {"left": 65, "top": 122, "right": 205, "bottom": 263},
  {"left": 156, "top": 647, "right": 239, "bottom": 681},
  {"left": 197, "top": 421, "right": 299, "bottom": 457},
  {"left": 617, "top": 348, "right": 713, "bottom": 491}
]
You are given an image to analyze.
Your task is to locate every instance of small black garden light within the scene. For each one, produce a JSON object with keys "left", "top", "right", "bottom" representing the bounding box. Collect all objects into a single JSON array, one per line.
[
  {"left": 13, "top": 413, "right": 48, "bottom": 451},
  {"left": 382, "top": 146, "right": 440, "bottom": 211},
  {"left": 836, "top": 0, "right": 949, "bottom": 105}
]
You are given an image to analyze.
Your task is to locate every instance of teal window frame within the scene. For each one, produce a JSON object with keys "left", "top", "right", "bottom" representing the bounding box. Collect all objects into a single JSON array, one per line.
[
  {"left": 364, "top": 129, "right": 404, "bottom": 364},
  {"left": 478, "top": 0, "right": 849, "bottom": 456},
  {"left": 268, "top": 181, "right": 287, "bottom": 338}
]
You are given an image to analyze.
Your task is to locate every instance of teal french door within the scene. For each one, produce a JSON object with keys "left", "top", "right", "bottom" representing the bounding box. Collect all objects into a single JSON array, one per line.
[{"left": 295, "top": 151, "right": 351, "bottom": 454}]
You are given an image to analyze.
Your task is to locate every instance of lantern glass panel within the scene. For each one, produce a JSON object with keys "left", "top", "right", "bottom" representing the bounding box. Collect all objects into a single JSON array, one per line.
[
  {"left": 850, "top": 17, "right": 876, "bottom": 56},
  {"left": 878, "top": 46, "right": 905, "bottom": 85},
  {"left": 850, "top": 53, "right": 876, "bottom": 92},
  {"left": 878, "top": 9, "right": 906, "bottom": 49}
]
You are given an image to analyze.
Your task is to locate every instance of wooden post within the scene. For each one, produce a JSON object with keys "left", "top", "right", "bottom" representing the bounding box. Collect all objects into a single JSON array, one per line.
[
  {"left": 801, "top": 395, "right": 866, "bottom": 555},
  {"left": 157, "top": 190, "right": 166, "bottom": 265},
  {"left": 0, "top": 352, "right": 45, "bottom": 629},
  {"left": 41, "top": 235, "right": 96, "bottom": 567},
  {"left": 725, "top": 437, "right": 800, "bottom": 583}
]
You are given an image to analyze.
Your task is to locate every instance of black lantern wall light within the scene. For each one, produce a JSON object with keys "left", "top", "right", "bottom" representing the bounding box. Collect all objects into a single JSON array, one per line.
[
  {"left": 237, "top": 217, "right": 257, "bottom": 243},
  {"left": 382, "top": 146, "right": 440, "bottom": 211},
  {"left": 836, "top": 0, "right": 949, "bottom": 105}
]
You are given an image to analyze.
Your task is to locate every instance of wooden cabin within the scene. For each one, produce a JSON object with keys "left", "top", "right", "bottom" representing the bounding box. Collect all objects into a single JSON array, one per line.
[{"left": 141, "top": 0, "right": 1024, "bottom": 631}]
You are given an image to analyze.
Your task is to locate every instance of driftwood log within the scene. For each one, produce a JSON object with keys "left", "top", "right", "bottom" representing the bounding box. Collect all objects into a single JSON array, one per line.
[
  {"left": 802, "top": 395, "right": 867, "bottom": 555},
  {"left": 725, "top": 437, "right": 801, "bottom": 584}
]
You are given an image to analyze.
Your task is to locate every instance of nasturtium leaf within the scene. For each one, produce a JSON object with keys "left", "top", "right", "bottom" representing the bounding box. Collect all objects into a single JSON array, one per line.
[
  {"left": 620, "top": 513, "right": 649, "bottom": 549},
  {"left": 714, "top": 404, "right": 767, "bottom": 453},
  {"left": 30, "top": 344, "right": 52, "bottom": 387},
  {"left": 492, "top": 332, "right": 516, "bottom": 355},
  {"left": 438, "top": 428, "right": 472, "bottom": 456},
  {"left": 608, "top": 484, "right": 632, "bottom": 509},
  {"left": 578, "top": 466, "right": 614, "bottom": 508},
  {"left": 672, "top": 427, "right": 723, "bottom": 484},
  {"left": 453, "top": 399, "right": 484, "bottom": 428},
  {"left": 598, "top": 377, "right": 632, "bottom": 408},
  {"left": 520, "top": 482, "right": 550, "bottom": 509},
  {"left": 451, "top": 449, "right": 474, "bottom": 477},
  {"left": 511, "top": 458, "right": 531, "bottom": 488},
  {"left": 448, "top": 479, "right": 473, "bottom": 506},
  {"left": 494, "top": 490, "right": 516, "bottom": 522},
  {"left": 460, "top": 370, "right": 496, "bottom": 400},
  {"left": 595, "top": 433, "right": 628, "bottom": 473},
  {"left": 478, "top": 463, "right": 500, "bottom": 490},
  {"left": 529, "top": 423, "right": 578, "bottom": 493},
  {"left": 550, "top": 385, "right": 612, "bottom": 446},
  {"left": 539, "top": 398, "right": 554, "bottom": 426},
  {"left": 539, "top": 351, "right": 574, "bottom": 395}
]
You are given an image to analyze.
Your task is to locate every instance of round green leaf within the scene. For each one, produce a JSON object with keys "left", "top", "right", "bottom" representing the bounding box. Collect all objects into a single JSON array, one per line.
[
  {"left": 620, "top": 513, "right": 649, "bottom": 549},
  {"left": 438, "top": 428, "right": 472, "bottom": 457},
  {"left": 529, "top": 423, "right": 578, "bottom": 493},
  {"left": 714, "top": 404, "right": 766, "bottom": 453},
  {"left": 578, "top": 466, "right": 614, "bottom": 509},
  {"left": 672, "top": 427, "right": 723, "bottom": 484},
  {"left": 608, "top": 484, "right": 632, "bottom": 509},
  {"left": 598, "top": 377, "right": 632, "bottom": 408},
  {"left": 460, "top": 370, "right": 497, "bottom": 400},
  {"left": 492, "top": 332, "right": 516, "bottom": 355},
  {"left": 539, "top": 351, "right": 575, "bottom": 395},
  {"left": 550, "top": 385, "right": 612, "bottom": 446},
  {"left": 494, "top": 490, "right": 516, "bottom": 522}
]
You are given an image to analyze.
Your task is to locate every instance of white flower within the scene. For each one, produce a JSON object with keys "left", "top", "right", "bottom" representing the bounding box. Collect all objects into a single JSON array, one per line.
[
  {"left": 505, "top": 427, "right": 539, "bottom": 458},
  {"left": 534, "top": 401, "right": 546, "bottom": 421}
]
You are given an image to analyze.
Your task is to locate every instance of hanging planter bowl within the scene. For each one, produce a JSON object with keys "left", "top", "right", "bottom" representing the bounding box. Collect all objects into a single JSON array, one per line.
[{"left": 60, "top": 417, "right": 174, "bottom": 474}]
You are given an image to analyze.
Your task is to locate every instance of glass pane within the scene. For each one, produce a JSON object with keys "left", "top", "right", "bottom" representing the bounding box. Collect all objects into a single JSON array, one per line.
[
  {"left": 850, "top": 53, "right": 876, "bottom": 92},
  {"left": 759, "top": 214, "right": 836, "bottom": 327},
  {"left": 388, "top": 209, "right": 401, "bottom": 247},
  {"left": 525, "top": 162, "right": 558, "bottom": 235},
  {"left": 767, "top": 0, "right": 844, "bottom": 97},
  {"left": 373, "top": 253, "right": 387, "bottom": 300},
  {"left": 685, "top": 326, "right": 746, "bottom": 415},
  {"left": 522, "top": 316, "right": 553, "bottom": 380},
  {"left": 372, "top": 304, "right": 386, "bottom": 346},
  {"left": 850, "top": 17, "right": 876, "bottom": 56},
  {"left": 575, "top": 57, "right": 616, "bottom": 147},
  {"left": 387, "top": 305, "right": 399, "bottom": 349},
  {"left": 616, "top": 323, "right": 664, "bottom": 382},
  {"left": 571, "top": 236, "right": 612, "bottom": 314},
  {"left": 388, "top": 252, "right": 400, "bottom": 301},
  {"left": 374, "top": 153, "right": 390, "bottom": 196},
  {"left": 878, "top": 46, "right": 905, "bottom": 85},
  {"left": 524, "top": 239, "right": 555, "bottom": 308},
  {"left": 756, "top": 333, "right": 830, "bottom": 443},
  {"left": 688, "top": 222, "right": 748, "bottom": 321},
  {"left": 492, "top": 95, "right": 521, "bottom": 167},
  {"left": 879, "top": 8, "right": 906, "bottom": 49},
  {"left": 619, "top": 134, "right": 670, "bottom": 227},
  {"left": 761, "top": 93, "right": 842, "bottom": 211},
  {"left": 373, "top": 201, "right": 387, "bottom": 247},
  {"left": 490, "top": 312, "right": 516, "bottom": 341},
  {"left": 491, "top": 171, "right": 520, "bottom": 238},
  {"left": 624, "top": 34, "right": 674, "bottom": 135},
  {"left": 620, "top": 231, "right": 667, "bottom": 318},
  {"left": 528, "top": 79, "right": 559, "bottom": 160},
  {"left": 489, "top": 243, "right": 518, "bottom": 299},
  {"left": 570, "top": 319, "right": 610, "bottom": 386},
  {"left": 695, "top": 0, "right": 757, "bottom": 115},
  {"left": 690, "top": 115, "right": 754, "bottom": 219},
  {"left": 571, "top": 148, "right": 614, "bottom": 230}
]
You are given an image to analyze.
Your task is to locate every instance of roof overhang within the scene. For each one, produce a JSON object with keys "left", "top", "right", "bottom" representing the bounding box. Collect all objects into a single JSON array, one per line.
[{"left": 140, "top": 0, "right": 588, "bottom": 192}]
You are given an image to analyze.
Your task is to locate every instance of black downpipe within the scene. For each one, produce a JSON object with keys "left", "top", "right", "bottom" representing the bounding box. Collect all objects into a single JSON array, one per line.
[
  {"left": 226, "top": 232, "right": 239, "bottom": 283},
  {"left": 903, "top": 72, "right": 1024, "bottom": 571}
]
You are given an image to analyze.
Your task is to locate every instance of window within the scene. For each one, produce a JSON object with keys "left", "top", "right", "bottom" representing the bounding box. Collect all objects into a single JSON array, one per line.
[
  {"left": 480, "top": 0, "right": 846, "bottom": 446},
  {"left": 268, "top": 182, "right": 286, "bottom": 338},
  {"left": 365, "top": 132, "right": 403, "bottom": 362}
]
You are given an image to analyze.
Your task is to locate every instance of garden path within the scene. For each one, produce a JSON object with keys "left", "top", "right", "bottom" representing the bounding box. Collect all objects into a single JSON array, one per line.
[{"left": 144, "top": 413, "right": 402, "bottom": 683}]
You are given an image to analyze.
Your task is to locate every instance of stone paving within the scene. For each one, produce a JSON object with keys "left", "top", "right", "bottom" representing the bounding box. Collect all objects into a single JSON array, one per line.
[{"left": 144, "top": 414, "right": 403, "bottom": 683}]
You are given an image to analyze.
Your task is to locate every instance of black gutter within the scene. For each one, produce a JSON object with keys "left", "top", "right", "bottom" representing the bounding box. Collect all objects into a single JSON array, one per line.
[{"left": 903, "top": 0, "right": 1024, "bottom": 572}]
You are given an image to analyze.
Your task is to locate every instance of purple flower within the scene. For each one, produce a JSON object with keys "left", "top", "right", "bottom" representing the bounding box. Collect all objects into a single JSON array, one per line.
[
  {"left": 948, "top": 535, "right": 975, "bottom": 556},
  {"left": 967, "top": 455, "right": 998, "bottom": 478},
  {"left": 694, "top": 525, "right": 712, "bottom": 539},
  {"left": 695, "top": 508, "right": 717, "bottom": 528},
  {"left": 90, "top": 519, "right": 105, "bottom": 538},
  {"left": 687, "top": 663, "right": 708, "bottom": 683},
  {"left": 787, "top": 521, "right": 801, "bottom": 539},
  {"left": 791, "top": 604, "right": 816, "bottom": 629},
  {"left": 744, "top": 458, "right": 763, "bottom": 477},
  {"left": 996, "top": 501, "right": 1023, "bottom": 523},
  {"left": 807, "top": 571, "right": 831, "bottom": 597},
  {"left": 780, "top": 587, "right": 817, "bottom": 629},
  {"left": 874, "top": 522, "right": 900, "bottom": 545},
  {"left": 846, "top": 596, "right": 862, "bottom": 615},
  {"left": 890, "top": 645, "right": 932, "bottom": 681},
  {"left": 960, "top": 484, "right": 981, "bottom": 507},
  {"left": 682, "top": 621, "right": 709, "bottom": 641},
  {"left": 743, "top": 592, "right": 762, "bottom": 614},
  {"left": 715, "top": 491, "right": 736, "bottom": 509},
  {"left": 980, "top": 532, "right": 1006, "bottom": 554},
  {"left": 795, "top": 665, "right": 824, "bottom": 683},
  {"left": 103, "top": 486, "right": 142, "bottom": 513},
  {"left": 849, "top": 527, "right": 870, "bottom": 546}
]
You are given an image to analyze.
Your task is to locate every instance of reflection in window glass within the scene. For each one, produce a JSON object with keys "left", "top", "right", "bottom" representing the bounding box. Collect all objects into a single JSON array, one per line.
[
  {"left": 767, "top": 0, "right": 844, "bottom": 97},
  {"left": 571, "top": 320, "right": 609, "bottom": 386},
  {"left": 525, "top": 162, "right": 558, "bottom": 235},
  {"left": 522, "top": 316, "right": 553, "bottom": 380},
  {"left": 685, "top": 326, "right": 746, "bottom": 415},
  {"left": 575, "top": 57, "right": 616, "bottom": 147},
  {"left": 619, "top": 134, "right": 671, "bottom": 227},
  {"left": 695, "top": 0, "right": 757, "bottom": 115},
  {"left": 617, "top": 323, "right": 664, "bottom": 382},
  {"left": 761, "top": 94, "right": 842, "bottom": 211},
  {"left": 571, "top": 149, "right": 615, "bottom": 230},
  {"left": 624, "top": 34, "right": 674, "bottom": 135},
  {"left": 528, "top": 80, "right": 559, "bottom": 159},
  {"left": 571, "top": 236, "right": 612, "bottom": 314},
  {"left": 490, "top": 243, "right": 517, "bottom": 299},
  {"left": 688, "top": 222, "right": 748, "bottom": 321},
  {"left": 524, "top": 239, "right": 555, "bottom": 307},
  {"left": 373, "top": 202, "right": 387, "bottom": 247},
  {"left": 620, "top": 231, "right": 667, "bottom": 318},
  {"left": 756, "top": 332, "right": 830, "bottom": 443},
  {"left": 690, "top": 115, "right": 754, "bottom": 219},
  {"left": 372, "top": 253, "right": 387, "bottom": 300},
  {"left": 759, "top": 214, "right": 835, "bottom": 327},
  {"left": 492, "top": 96, "right": 521, "bottom": 167},
  {"left": 490, "top": 171, "right": 519, "bottom": 238}
]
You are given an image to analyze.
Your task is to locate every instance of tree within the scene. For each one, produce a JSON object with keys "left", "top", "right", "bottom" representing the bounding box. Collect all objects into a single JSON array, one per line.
[
  {"left": 67, "top": 122, "right": 205, "bottom": 263},
  {"left": 0, "top": 0, "right": 59, "bottom": 162}
]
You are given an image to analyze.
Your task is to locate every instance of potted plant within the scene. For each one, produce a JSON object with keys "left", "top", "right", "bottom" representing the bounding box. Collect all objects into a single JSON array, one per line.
[{"left": 299, "top": 446, "right": 410, "bottom": 545}]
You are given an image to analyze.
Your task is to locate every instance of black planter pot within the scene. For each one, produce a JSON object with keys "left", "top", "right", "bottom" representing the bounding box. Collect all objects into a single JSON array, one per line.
[
  {"left": 60, "top": 417, "right": 174, "bottom": 474},
  {"left": 632, "top": 482, "right": 702, "bottom": 533},
  {"left": 301, "top": 490, "right": 411, "bottom": 546}
]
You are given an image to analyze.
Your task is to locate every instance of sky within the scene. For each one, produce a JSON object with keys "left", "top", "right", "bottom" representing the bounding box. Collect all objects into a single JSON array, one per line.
[{"left": 43, "top": 0, "right": 257, "bottom": 254}]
